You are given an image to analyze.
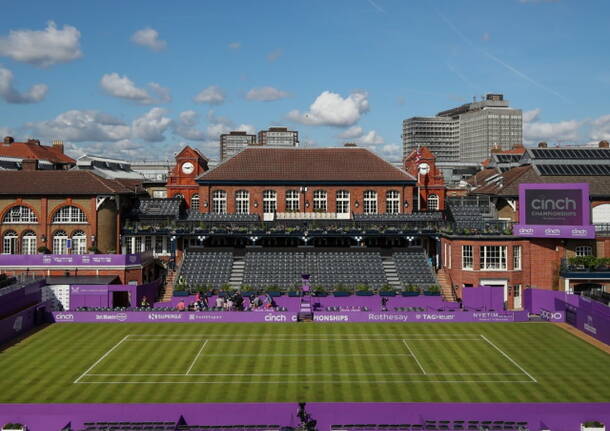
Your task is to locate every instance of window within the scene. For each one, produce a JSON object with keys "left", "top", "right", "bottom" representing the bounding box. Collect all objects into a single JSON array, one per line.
[
  {"left": 134, "top": 236, "right": 143, "bottom": 253},
  {"left": 22, "top": 231, "right": 37, "bottom": 255},
  {"left": 191, "top": 194, "right": 200, "bottom": 211},
  {"left": 235, "top": 190, "right": 250, "bottom": 214},
  {"left": 52, "top": 206, "right": 87, "bottom": 224},
  {"left": 285, "top": 190, "right": 299, "bottom": 212},
  {"left": 152, "top": 190, "right": 167, "bottom": 198},
  {"left": 212, "top": 190, "right": 227, "bottom": 214},
  {"left": 125, "top": 236, "right": 134, "bottom": 254},
  {"left": 575, "top": 246, "right": 593, "bottom": 257},
  {"left": 174, "top": 194, "right": 184, "bottom": 200},
  {"left": 263, "top": 190, "right": 277, "bottom": 214},
  {"left": 336, "top": 190, "right": 350, "bottom": 214},
  {"left": 427, "top": 194, "right": 439, "bottom": 210},
  {"left": 154, "top": 236, "right": 164, "bottom": 254},
  {"left": 513, "top": 245, "right": 522, "bottom": 270},
  {"left": 144, "top": 236, "right": 153, "bottom": 252},
  {"left": 462, "top": 245, "right": 473, "bottom": 270},
  {"left": 53, "top": 230, "right": 68, "bottom": 254},
  {"left": 3, "top": 206, "right": 38, "bottom": 224},
  {"left": 363, "top": 190, "right": 377, "bottom": 214},
  {"left": 386, "top": 190, "right": 400, "bottom": 214},
  {"left": 480, "top": 246, "right": 507, "bottom": 270},
  {"left": 313, "top": 190, "right": 327, "bottom": 212},
  {"left": 2, "top": 231, "right": 18, "bottom": 254},
  {"left": 72, "top": 231, "right": 87, "bottom": 254}
]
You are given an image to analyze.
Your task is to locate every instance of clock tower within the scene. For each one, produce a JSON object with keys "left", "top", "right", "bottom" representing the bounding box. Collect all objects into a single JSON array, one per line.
[
  {"left": 166, "top": 146, "right": 209, "bottom": 209},
  {"left": 404, "top": 146, "right": 446, "bottom": 211}
]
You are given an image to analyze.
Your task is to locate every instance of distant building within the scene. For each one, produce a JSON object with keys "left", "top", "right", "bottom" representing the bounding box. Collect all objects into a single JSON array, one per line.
[
  {"left": 220, "top": 131, "right": 257, "bottom": 161},
  {"left": 0, "top": 136, "right": 74, "bottom": 170},
  {"left": 257, "top": 127, "right": 299, "bottom": 148},
  {"left": 131, "top": 160, "right": 174, "bottom": 198},
  {"left": 73, "top": 154, "right": 145, "bottom": 180},
  {"left": 402, "top": 94, "right": 522, "bottom": 163}
]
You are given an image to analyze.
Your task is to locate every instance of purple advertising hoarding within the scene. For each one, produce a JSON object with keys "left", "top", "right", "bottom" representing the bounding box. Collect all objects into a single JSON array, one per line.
[
  {"left": 52, "top": 310, "right": 529, "bottom": 323},
  {"left": 514, "top": 183, "right": 595, "bottom": 239},
  {"left": 0, "top": 253, "right": 142, "bottom": 267}
]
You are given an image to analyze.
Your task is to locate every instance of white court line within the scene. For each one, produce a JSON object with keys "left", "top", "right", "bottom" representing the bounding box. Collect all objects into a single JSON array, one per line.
[
  {"left": 479, "top": 335, "right": 537, "bottom": 383},
  {"left": 74, "top": 335, "right": 130, "bottom": 384},
  {"left": 402, "top": 339, "right": 426, "bottom": 375},
  {"left": 185, "top": 339, "right": 209, "bottom": 375},
  {"left": 87, "top": 372, "right": 524, "bottom": 377},
  {"left": 76, "top": 379, "right": 536, "bottom": 384},
  {"left": 123, "top": 338, "right": 481, "bottom": 342},
  {"left": 127, "top": 333, "right": 482, "bottom": 338},
  {"left": 191, "top": 353, "right": 413, "bottom": 357}
]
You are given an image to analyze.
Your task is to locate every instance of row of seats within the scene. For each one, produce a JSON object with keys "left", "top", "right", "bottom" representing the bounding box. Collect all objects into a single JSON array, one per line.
[
  {"left": 447, "top": 204, "right": 486, "bottom": 230},
  {"left": 186, "top": 212, "right": 260, "bottom": 222},
  {"left": 394, "top": 250, "right": 437, "bottom": 285},
  {"left": 180, "top": 251, "right": 233, "bottom": 288}
]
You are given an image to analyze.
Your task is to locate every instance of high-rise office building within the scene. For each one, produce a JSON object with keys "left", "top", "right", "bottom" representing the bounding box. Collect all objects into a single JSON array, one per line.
[
  {"left": 257, "top": 127, "right": 299, "bottom": 147},
  {"left": 220, "top": 131, "right": 257, "bottom": 161},
  {"left": 402, "top": 94, "right": 522, "bottom": 163}
]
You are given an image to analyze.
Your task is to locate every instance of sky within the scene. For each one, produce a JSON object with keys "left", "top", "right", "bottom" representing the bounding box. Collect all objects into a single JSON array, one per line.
[{"left": 1, "top": 0, "right": 609, "bottom": 162}]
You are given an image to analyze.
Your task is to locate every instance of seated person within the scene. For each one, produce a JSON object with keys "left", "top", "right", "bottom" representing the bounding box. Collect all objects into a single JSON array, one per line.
[
  {"left": 176, "top": 300, "right": 186, "bottom": 311},
  {"left": 140, "top": 296, "right": 150, "bottom": 308}
]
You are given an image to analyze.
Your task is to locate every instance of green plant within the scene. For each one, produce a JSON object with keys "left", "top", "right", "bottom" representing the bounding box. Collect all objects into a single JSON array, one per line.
[
  {"left": 379, "top": 284, "right": 393, "bottom": 292},
  {"left": 405, "top": 284, "right": 419, "bottom": 293},
  {"left": 582, "top": 421, "right": 604, "bottom": 428},
  {"left": 2, "top": 424, "right": 25, "bottom": 430},
  {"left": 356, "top": 284, "right": 370, "bottom": 292},
  {"left": 426, "top": 285, "right": 441, "bottom": 293},
  {"left": 569, "top": 255, "right": 598, "bottom": 269},
  {"left": 37, "top": 245, "right": 51, "bottom": 254},
  {"left": 88, "top": 246, "right": 101, "bottom": 254},
  {"left": 313, "top": 285, "right": 326, "bottom": 294},
  {"left": 334, "top": 283, "right": 350, "bottom": 292}
]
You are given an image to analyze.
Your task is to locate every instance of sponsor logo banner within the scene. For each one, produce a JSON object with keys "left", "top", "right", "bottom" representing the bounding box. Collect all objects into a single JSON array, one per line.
[{"left": 540, "top": 309, "right": 564, "bottom": 322}]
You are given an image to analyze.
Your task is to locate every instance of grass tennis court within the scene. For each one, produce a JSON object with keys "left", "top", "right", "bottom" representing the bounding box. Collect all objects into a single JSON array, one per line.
[{"left": 0, "top": 322, "right": 609, "bottom": 403}]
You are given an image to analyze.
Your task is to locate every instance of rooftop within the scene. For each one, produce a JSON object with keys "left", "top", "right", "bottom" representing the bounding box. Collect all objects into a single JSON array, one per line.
[
  {"left": 0, "top": 137, "right": 74, "bottom": 165},
  {"left": 0, "top": 170, "right": 136, "bottom": 195}
]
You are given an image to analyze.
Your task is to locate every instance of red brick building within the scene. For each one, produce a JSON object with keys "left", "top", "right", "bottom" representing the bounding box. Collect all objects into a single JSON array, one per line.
[
  {"left": 195, "top": 146, "right": 417, "bottom": 218},
  {"left": 166, "top": 146, "right": 209, "bottom": 209},
  {"left": 0, "top": 136, "right": 74, "bottom": 169},
  {"left": 403, "top": 147, "right": 447, "bottom": 211}
]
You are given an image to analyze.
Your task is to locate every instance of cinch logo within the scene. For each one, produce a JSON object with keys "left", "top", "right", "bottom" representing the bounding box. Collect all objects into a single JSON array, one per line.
[
  {"left": 540, "top": 310, "right": 563, "bottom": 321},
  {"left": 264, "top": 314, "right": 286, "bottom": 322},
  {"left": 55, "top": 313, "right": 74, "bottom": 321},
  {"left": 147, "top": 313, "right": 182, "bottom": 321},
  {"left": 518, "top": 228, "right": 534, "bottom": 234},
  {"left": 544, "top": 228, "right": 561, "bottom": 235},
  {"left": 531, "top": 197, "right": 576, "bottom": 211},
  {"left": 571, "top": 228, "right": 588, "bottom": 236}
]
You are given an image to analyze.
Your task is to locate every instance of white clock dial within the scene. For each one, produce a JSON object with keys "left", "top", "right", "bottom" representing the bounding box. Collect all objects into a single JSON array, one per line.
[
  {"left": 182, "top": 162, "right": 195, "bottom": 174},
  {"left": 418, "top": 162, "right": 430, "bottom": 175}
]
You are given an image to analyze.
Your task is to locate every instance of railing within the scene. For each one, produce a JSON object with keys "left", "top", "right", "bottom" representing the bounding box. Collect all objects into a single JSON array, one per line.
[{"left": 560, "top": 258, "right": 610, "bottom": 274}]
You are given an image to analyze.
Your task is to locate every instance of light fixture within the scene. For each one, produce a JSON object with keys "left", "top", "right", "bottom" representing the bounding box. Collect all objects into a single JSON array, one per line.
[
  {"left": 354, "top": 201, "right": 360, "bottom": 208},
  {"left": 305, "top": 201, "right": 310, "bottom": 208},
  {"left": 203, "top": 201, "right": 208, "bottom": 208},
  {"left": 404, "top": 201, "right": 409, "bottom": 208},
  {"left": 254, "top": 201, "right": 259, "bottom": 208}
]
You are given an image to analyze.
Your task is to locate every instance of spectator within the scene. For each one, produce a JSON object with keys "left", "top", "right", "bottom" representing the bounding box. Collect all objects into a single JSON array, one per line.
[
  {"left": 140, "top": 296, "right": 150, "bottom": 308},
  {"left": 176, "top": 300, "right": 186, "bottom": 311},
  {"left": 216, "top": 295, "right": 225, "bottom": 309}
]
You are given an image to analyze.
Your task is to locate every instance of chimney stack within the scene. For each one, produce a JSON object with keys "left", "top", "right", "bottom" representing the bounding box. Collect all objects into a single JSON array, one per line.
[
  {"left": 599, "top": 140, "right": 609, "bottom": 149},
  {"left": 52, "top": 139, "right": 64, "bottom": 154},
  {"left": 21, "top": 159, "right": 38, "bottom": 171},
  {"left": 26, "top": 139, "right": 40, "bottom": 145},
  {"left": 3, "top": 136, "right": 14, "bottom": 145},
  {"left": 538, "top": 142, "right": 548, "bottom": 148},
  {"left": 343, "top": 142, "right": 357, "bottom": 147}
]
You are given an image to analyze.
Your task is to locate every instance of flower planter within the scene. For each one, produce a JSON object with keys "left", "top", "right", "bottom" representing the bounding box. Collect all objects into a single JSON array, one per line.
[
  {"left": 313, "top": 292, "right": 328, "bottom": 297},
  {"left": 288, "top": 291, "right": 302, "bottom": 297},
  {"left": 581, "top": 423, "right": 605, "bottom": 431},
  {"left": 424, "top": 291, "right": 441, "bottom": 296},
  {"left": 379, "top": 291, "right": 396, "bottom": 297},
  {"left": 356, "top": 291, "right": 374, "bottom": 296},
  {"left": 401, "top": 291, "right": 420, "bottom": 297},
  {"left": 2, "top": 424, "right": 26, "bottom": 431},
  {"left": 267, "top": 291, "right": 283, "bottom": 297},
  {"left": 173, "top": 291, "right": 189, "bottom": 297},
  {"left": 333, "top": 291, "right": 351, "bottom": 297}
]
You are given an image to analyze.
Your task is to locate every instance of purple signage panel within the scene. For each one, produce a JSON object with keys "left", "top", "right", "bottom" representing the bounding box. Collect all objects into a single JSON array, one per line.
[
  {"left": 52, "top": 310, "right": 529, "bottom": 323},
  {"left": 514, "top": 183, "right": 594, "bottom": 239},
  {"left": 0, "top": 253, "right": 142, "bottom": 267}
]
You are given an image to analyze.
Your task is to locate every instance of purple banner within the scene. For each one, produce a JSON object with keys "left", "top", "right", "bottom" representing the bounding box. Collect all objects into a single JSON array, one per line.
[
  {"left": 0, "top": 302, "right": 49, "bottom": 345},
  {"left": 540, "top": 308, "right": 565, "bottom": 322},
  {"left": 52, "top": 310, "right": 529, "bottom": 323},
  {"left": 515, "top": 183, "right": 594, "bottom": 239},
  {"left": 0, "top": 253, "right": 142, "bottom": 267}
]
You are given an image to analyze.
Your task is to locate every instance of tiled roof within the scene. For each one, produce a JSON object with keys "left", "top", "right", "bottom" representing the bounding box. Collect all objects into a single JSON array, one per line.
[
  {"left": 197, "top": 147, "right": 416, "bottom": 183},
  {"left": 0, "top": 141, "right": 75, "bottom": 165},
  {"left": 137, "top": 198, "right": 182, "bottom": 217},
  {"left": 0, "top": 170, "right": 134, "bottom": 195}
]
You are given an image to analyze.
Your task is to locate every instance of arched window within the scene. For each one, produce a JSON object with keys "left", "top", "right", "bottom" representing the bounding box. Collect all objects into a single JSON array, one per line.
[
  {"left": 212, "top": 190, "right": 227, "bottom": 214},
  {"left": 386, "top": 190, "right": 400, "bottom": 214},
  {"left": 174, "top": 194, "right": 184, "bottom": 200},
  {"left": 363, "top": 190, "right": 377, "bottom": 214},
  {"left": 263, "top": 190, "right": 277, "bottom": 214},
  {"left": 427, "top": 194, "right": 439, "bottom": 211},
  {"left": 53, "top": 230, "right": 68, "bottom": 254},
  {"left": 285, "top": 190, "right": 299, "bottom": 212},
  {"left": 336, "top": 190, "right": 350, "bottom": 214},
  {"left": 191, "top": 194, "right": 200, "bottom": 211},
  {"left": 3, "top": 206, "right": 38, "bottom": 224},
  {"left": 313, "top": 190, "right": 327, "bottom": 212},
  {"left": 235, "top": 190, "right": 250, "bottom": 214},
  {"left": 52, "top": 206, "right": 87, "bottom": 223},
  {"left": 2, "top": 231, "right": 18, "bottom": 255},
  {"left": 72, "top": 230, "right": 87, "bottom": 255},
  {"left": 575, "top": 246, "right": 593, "bottom": 257},
  {"left": 22, "top": 231, "right": 37, "bottom": 255}
]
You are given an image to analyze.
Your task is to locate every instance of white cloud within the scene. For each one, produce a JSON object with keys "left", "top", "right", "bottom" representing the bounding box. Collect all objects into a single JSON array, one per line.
[
  {"left": 357, "top": 130, "right": 384, "bottom": 145},
  {"left": 175, "top": 109, "right": 254, "bottom": 143},
  {"left": 245, "top": 86, "right": 289, "bottom": 101},
  {"left": 0, "top": 65, "right": 47, "bottom": 103},
  {"left": 377, "top": 143, "right": 402, "bottom": 160},
  {"left": 523, "top": 108, "right": 581, "bottom": 144},
  {"left": 267, "top": 49, "right": 283, "bottom": 62},
  {"left": 338, "top": 126, "right": 363, "bottom": 140},
  {"left": 194, "top": 85, "right": 225, "bottom": 105},
  {"left": 131, "top": 107, "right": 172, "bottom": 142},
  {"left": 131, "top": 27, "right": 167, "bottom": 51},
  {"left": 589, "top": 114, "right": 610, "bottom": 142},
  {"left": 287, "top": 90, "right": 369, "bottom": 127},
  {"left": 236, "top": 124, "right": 256, "bottom": 135},
  {"left": 100, "top": 73, "right": 170, "bottom": 104},
  {"left": 228, "top": 42, "right": 241, "bottom": 49},
  {"left": 0, "top": 126, "right": 14, "bottom": 137},
  {"left": 0, "top": 21, "right": 81, "bottom": 67}
]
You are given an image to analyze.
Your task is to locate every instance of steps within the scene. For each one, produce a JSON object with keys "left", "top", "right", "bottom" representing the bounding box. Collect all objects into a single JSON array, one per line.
[
  {"left": 161, "top": 269, "right": 177, "bottom": 302},
  {"left": 436, "top": 268, "right": 457, "bottom": 302},
  {"left": 228, "top": 256, "right": 245, "bottom": 289},
  {"left": 381, "top": 256, "right": 402, "bottom": 289}
]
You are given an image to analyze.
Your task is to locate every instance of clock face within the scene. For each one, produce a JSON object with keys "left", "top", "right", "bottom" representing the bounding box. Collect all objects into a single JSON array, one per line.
[
  {"left": 418, "top": 162, "right": 430, "bottom": 175},
  {"left": 182, "top": 162, "right": 195, "bottom": 175}
]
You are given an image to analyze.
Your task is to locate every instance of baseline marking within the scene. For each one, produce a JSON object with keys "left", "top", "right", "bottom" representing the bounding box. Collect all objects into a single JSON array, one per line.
[
  {"left": 402, "top": 339, "right": 426, "bottom": 375},
  {"left": 74, "top": 335, "right": 130, "bottom": 384},
  {"left": 86, "top": 372, "right": 524, "bottom": 377},
  {"left": 186, "top": 339, "right": 209, "bottom": 375},
  {"left": 480, "top": 335, "right": 537, "bottom": 383},
  {"left": 76, "top": 379, "right": 536, "bottom": 384}
]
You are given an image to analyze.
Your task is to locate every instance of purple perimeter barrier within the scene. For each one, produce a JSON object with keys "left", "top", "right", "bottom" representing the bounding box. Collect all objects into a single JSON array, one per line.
[
  {"left": 70, "top": 280, "right": 162, "bottom": 309},
  {"left": 0, "top": 403, "right": 609, "bottom": 431},
  {"left": 52, "top": 310, "right": 529, "bottom": 323},
  {"left": 0, "top": 301, "right": 49, "bottom": 345},
  {"left": 462, "top": 286, "right": 504, "bottom": 311},
  {"left": 0, "top": 253, "right": 142, "bottom": 267}
]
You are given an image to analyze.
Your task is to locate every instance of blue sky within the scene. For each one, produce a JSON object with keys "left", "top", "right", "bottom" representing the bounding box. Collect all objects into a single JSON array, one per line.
[{"left": 1, "top": 0, "right": 609, "bottom": 161}]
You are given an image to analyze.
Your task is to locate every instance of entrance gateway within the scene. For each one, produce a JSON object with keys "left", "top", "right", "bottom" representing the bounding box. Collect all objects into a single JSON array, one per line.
[{"left": 480, "top": 279, "right": 509, "bottom": 305}]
